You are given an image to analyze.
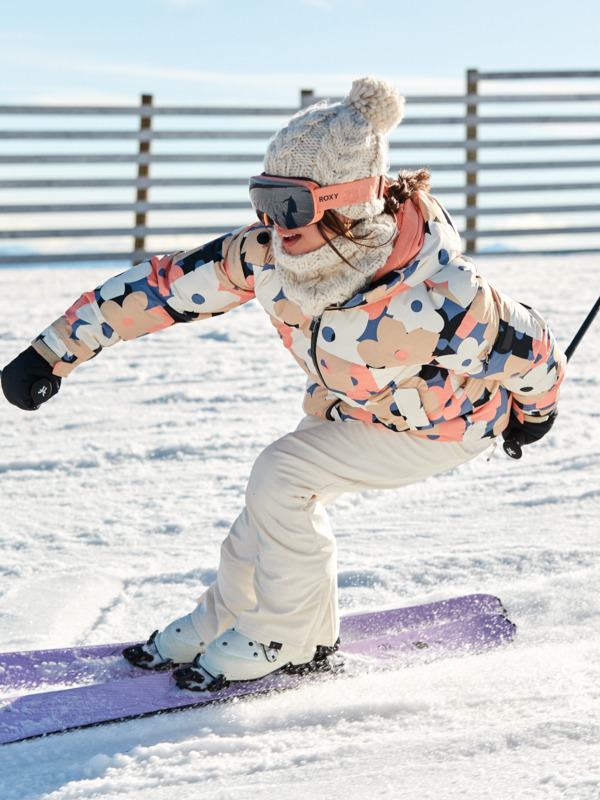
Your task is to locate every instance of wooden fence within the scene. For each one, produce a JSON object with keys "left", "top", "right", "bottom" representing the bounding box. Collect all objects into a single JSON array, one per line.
[{"left": 0, "top": 68, "right": 599, "bottom": 266}]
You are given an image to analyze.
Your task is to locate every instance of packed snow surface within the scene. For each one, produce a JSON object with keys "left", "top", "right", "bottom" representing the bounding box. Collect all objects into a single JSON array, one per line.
[{"left": 0, "top": 253, "right": 599, "bottom": 800}]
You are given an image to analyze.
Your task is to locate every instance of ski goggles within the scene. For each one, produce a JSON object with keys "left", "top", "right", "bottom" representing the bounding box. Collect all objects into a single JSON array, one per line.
[{"left": 249, "top": 174, "right": 386, "bottom": 230}]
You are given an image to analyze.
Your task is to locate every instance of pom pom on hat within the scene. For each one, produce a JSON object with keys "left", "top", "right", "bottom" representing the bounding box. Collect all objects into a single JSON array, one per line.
[
  {"left": 263, "top": 76, "right": 404, "bottom": 220},
  {"left": 344, "top": 77, "right": 404, "bottom": 135}
]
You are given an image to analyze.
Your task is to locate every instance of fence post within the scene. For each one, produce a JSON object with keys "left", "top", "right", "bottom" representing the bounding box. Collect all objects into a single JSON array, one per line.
[
  {"left": 133, "top": 93, "right": 153, "bottom": 264},
  {"left": 300, "top": 89, "right": 315, "bottom": 108},
  {"left": 465, "top": 69, "right": 478, "bottom": 253}
]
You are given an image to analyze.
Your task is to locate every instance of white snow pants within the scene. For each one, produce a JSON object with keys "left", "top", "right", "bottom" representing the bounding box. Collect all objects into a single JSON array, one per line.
[{"left": 191, "top": 416, "right": 491, "bottom": 650}]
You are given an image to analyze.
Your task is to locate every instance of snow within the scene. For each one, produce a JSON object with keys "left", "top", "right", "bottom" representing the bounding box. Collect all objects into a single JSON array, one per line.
[{"left": 0, "top": 253, "right": 599, "bottom": 800}]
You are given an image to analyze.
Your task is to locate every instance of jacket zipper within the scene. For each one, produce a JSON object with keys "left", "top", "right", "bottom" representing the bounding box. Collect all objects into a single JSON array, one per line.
[
  {"left": 310, "top": 312, "right": 342, "bottom": 420},
  {"left": 310, "top": 316, "right": 327, "bottom": 387}
]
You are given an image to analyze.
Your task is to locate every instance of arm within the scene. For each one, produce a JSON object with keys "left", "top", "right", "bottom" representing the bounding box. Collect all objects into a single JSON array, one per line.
[
  {"left": 429, "top": 266, "right": 565, "bottom": 442},
  {"left": 2, "top": 225, "right": 270, "bottom": 408},
  {"left": 400, "top": 192, "right": 564, "bottom": 445}
]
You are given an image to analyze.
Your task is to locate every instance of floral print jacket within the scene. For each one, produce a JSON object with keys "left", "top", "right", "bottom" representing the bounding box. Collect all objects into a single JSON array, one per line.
[{"left": 33, "top": 193, "right": 565, "bottom": 444}]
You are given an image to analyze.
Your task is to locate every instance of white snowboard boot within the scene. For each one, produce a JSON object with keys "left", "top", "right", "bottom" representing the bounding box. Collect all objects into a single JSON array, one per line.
[
  {"left": 173, "top": 629, "right": 317, "bottom": 689},
  {"left": 154, "top": 614, "right": 207, "bottom": 663},
  {"left": 123, "top": 614, "right": 206, "bottom": 670}
]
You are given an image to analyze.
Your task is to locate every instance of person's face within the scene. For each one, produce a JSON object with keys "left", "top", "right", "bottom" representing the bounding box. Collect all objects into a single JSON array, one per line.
[{"left": 272, "top": 221, "right": 329, "bottom": 255}]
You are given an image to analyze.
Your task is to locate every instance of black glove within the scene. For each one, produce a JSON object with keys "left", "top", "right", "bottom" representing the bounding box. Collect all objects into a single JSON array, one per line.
[
  {"left": 1, "top": 346, "right": 62, "bottom": 410},
  {"left": 502, "top": 410, "right": 557, "bottom": 459}
]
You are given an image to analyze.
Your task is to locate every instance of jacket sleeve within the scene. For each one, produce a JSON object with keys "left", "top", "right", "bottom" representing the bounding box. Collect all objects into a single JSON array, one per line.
[
  {"left": 429, "top": 267, "right": 566, "bottom": 424},
  {"left": 32, "top": 225, "right": 271, "bottom": 377},
  {"left": 483, "top": 283, "right": 565, "bottom": 423}
]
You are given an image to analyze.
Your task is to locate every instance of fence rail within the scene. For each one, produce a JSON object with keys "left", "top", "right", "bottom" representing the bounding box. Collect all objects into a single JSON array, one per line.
[{"left": 1, "top": 68, "right": 599, "bottom": 266}]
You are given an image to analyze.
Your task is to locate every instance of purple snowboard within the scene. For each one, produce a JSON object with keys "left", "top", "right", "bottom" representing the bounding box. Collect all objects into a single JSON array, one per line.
[
  {"left": 0, "top": 593, "right": 505, "bottom": 693},
  {"left": 0, "top": 610, "right": 516, "bottom": 745}
]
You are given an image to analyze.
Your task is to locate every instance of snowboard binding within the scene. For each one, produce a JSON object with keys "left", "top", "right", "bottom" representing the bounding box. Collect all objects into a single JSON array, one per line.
[
  {"left": 282, "top": 639, "right": 342, "bottom": 675},
  {"left": 173, "top": 661, "right": 230, "bottom": 692},
  {"left": 173, "top": 638, "right": 343, "bottom": 692},
  {"left": 122, "top": 630, "right": 177, "bottom": 672}
]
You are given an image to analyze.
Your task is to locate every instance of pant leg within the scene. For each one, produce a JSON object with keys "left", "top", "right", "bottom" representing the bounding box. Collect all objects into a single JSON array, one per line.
[
  {"left": 230, "top": 416, "right": 490, "bottom": 650},
  {"left": 190, "top": 506, "right": 259, "bottom": 642},
  {"left": 191, "top": 420, "right": 340, "bottom": 644}
]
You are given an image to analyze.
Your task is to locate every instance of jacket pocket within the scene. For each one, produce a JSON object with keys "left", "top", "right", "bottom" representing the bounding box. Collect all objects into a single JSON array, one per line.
[{"left": 391, "top": 388, "right": 431, "bottom": 430}]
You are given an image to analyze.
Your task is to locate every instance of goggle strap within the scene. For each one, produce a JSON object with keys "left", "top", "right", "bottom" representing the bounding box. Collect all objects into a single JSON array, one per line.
[{"left": 316, "top": 176, "right": 385, "bottom": 212}]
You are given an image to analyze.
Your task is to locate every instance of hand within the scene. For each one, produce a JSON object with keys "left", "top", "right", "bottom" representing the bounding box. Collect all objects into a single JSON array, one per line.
[
  {"left": 1, "top": 346, "right": 62, "bottom": 410},
  {"left": 502, "top": 410, "right": 557, "bottom": 459}
]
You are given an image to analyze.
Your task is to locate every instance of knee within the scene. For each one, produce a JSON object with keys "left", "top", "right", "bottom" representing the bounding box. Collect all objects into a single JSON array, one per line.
[{"left": 245, "top": 438, "right": 303, "bottom": 508}]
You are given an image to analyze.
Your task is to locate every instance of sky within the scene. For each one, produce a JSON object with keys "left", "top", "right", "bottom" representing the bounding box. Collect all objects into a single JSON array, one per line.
[
  {"left": 2, "top": 0, "right": 600, "bottom": 106},
  {"left": 1, "top": 0, "right": 598, "bottom": 260}
]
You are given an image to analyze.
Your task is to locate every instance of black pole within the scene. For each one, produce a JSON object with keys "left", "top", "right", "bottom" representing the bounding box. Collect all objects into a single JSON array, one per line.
[
  {"left": 503, "top": 295, "right": 600, "bottom": 459},
  {"left": 564, "top": 295, "right": 600, "bottom": 361}
]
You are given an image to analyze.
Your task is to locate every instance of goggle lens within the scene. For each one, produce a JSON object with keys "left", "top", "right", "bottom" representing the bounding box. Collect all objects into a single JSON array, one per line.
[{"left": 249, "top": 178, "right": 316, "bottom": 230}]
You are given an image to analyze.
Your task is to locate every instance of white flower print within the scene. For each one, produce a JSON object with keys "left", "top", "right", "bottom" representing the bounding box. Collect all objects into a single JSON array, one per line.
[
  {"left": 436, "top": 336, "right": 488, "bottom": 375},
  {"left": 388, "top": 285, "right": 445, "bottom": 334},
  {"left": 502, "top": 362, "right": 557, "bottom": 395}
]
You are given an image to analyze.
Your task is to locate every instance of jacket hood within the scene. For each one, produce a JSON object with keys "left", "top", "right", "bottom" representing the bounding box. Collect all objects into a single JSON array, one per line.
[{"left": 340, "top": 192, "right": 463, "bottom": 309}]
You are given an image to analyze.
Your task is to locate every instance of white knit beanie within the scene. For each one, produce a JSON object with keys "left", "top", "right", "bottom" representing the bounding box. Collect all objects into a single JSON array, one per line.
[{"left": 263, "top": 76, "right": 404, "bottom": 220}]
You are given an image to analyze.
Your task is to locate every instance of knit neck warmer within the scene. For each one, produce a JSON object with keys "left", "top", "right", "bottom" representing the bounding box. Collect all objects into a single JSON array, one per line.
[{"left": 272, "top": 214, "right": 398, "bottom": 318}]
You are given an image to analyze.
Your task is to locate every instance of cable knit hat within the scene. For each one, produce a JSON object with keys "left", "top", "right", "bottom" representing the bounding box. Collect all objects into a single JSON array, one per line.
[{"left": 263, "top": 76, "right": 404, "bottom": 220}]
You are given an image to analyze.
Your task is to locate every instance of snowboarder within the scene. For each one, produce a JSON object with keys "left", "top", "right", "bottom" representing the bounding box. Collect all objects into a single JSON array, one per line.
[{"left": 1, "top": 77, "right": 565, "bottom": 688}]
